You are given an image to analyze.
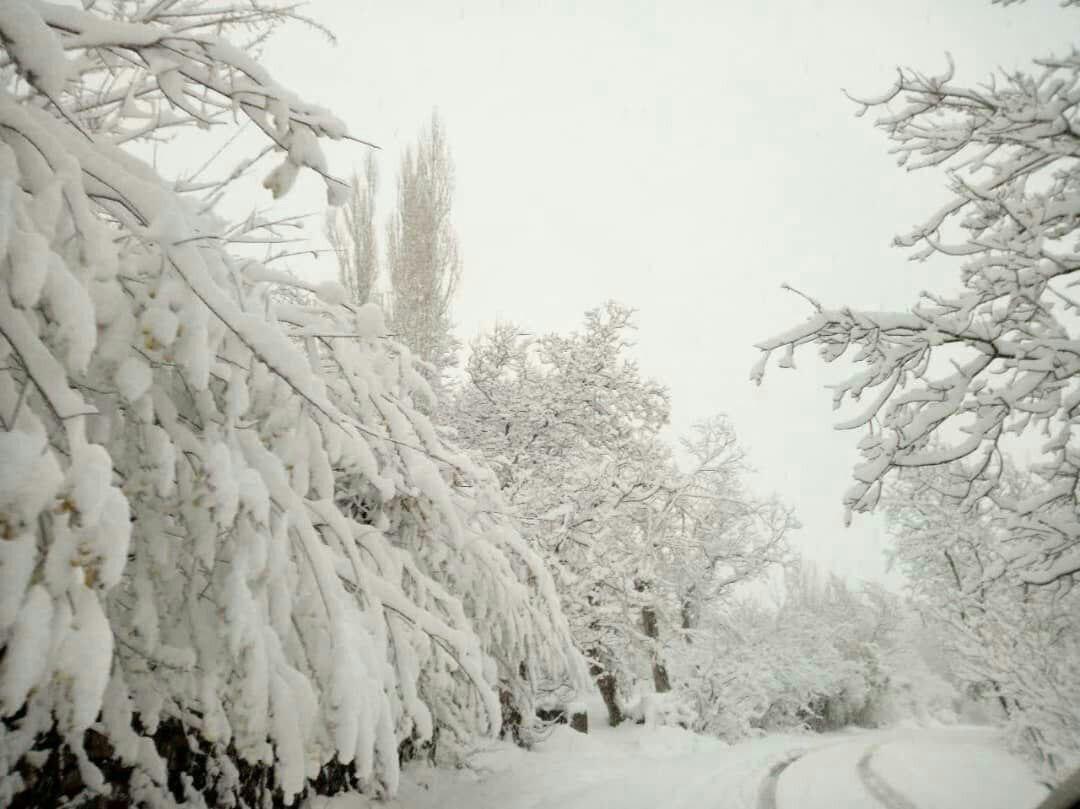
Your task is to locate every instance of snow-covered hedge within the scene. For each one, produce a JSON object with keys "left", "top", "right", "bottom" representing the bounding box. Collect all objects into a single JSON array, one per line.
[
  {"left": 0, "top": 3, "right": 586, "bottom": 806},
  {"left": 669, "top": 569, "right": 956, "bottom": 741}
]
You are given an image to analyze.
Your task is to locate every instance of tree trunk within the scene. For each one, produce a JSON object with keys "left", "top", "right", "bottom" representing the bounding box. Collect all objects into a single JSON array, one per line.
[
  {"left": 680, "top": 596, "right": 696, "bottom": 641},
  {"left": 589, "top": 658, "right": 623, "bottom": 727},
  {"left": 640, "top": 605, "right": 671, "bottom": 693}
]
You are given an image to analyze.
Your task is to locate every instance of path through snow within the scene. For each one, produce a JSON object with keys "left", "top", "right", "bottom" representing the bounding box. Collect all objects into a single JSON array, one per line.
[
  {"left": 309, "top": 709, "right": 1048, "bottom": 809},
  {"left": 773, "top": 726, "right": 1046, "bottom": 809}
]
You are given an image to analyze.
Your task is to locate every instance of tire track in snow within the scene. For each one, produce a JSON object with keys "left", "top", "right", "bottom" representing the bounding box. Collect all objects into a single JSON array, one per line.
[
  {"left": 756, "top": 753, "right": 804, "bottom": 809},
  {"left": 857, "top": 744, "right": 921, "bottom": 809}
]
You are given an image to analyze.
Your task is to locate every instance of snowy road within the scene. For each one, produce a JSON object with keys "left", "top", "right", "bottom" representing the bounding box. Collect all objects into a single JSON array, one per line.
[
  {"left": 757, "top": 754, "right": 803, "bottom": 809},
  {"left": 856, "top": 744, "right": 921, "bottom": 809},
  {"left": 761, "top": 738, "right": 925, "bottom": 809},
  {"left": 317, "top": 720, "right": 1048, "bottom": 809},
  {"left": 771, "top": 727, "right": 1047, "bottom": 809}
]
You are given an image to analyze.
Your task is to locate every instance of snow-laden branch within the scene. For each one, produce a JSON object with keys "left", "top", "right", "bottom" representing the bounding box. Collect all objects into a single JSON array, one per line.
[
  {"left": 0, "top": 3, "right": 586, "bottom": 806},
  {"left": 754, "top": 38, "right": 1080, "bottom": 590}
]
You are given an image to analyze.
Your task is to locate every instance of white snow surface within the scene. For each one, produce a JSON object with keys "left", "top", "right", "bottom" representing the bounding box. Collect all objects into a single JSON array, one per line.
[{"left": 307, "top": 696, "right": 1048, "bottom": 809}]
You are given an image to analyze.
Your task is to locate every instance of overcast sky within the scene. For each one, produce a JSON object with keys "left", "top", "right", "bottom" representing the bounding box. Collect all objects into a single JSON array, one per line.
[{"left": 228, "top": 0, "right": 1067, "bottom": 583}]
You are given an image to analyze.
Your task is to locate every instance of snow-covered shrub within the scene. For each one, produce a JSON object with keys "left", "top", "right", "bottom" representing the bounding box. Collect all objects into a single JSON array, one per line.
[
  {"left": 672, "top": 566, "right": 940, "bottom": 741},
  {"left": 624, "top": 690, "right": 696, "bottom": 730},
  {"left": 0, "top": 3, "right": 586, "bottom": 806}
]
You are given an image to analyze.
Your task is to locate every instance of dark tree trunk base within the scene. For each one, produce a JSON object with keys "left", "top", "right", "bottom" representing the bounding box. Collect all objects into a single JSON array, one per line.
[
  {"left": 592, "top": 667, "right": 623, "bottom": 727},
  {"left": 569, "top": 711, "right": 588, "bottom": 734},
  {"left": 5, "top": 716, "right": 374, "bottom": 809}
]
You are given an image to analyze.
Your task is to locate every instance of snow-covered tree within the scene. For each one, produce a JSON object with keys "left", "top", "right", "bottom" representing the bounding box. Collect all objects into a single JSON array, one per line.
[
  {"left": 0, "top": 4, "right": 587, "bottom": 807},
  {"left": 386, "top": 112, "right": 461, "bottom": 378},
  {"left": 626, "top": 416, "right": 795, "bottom": 712},
  {"left": 884, "top": 464, "right": 1080, "bottom": 779},
  {"left": 753, "top": 16, "right": 1080, "bottom": 591},
  {"left": 328, "top": 151, "right": 379, "bottom": 306},
  {"left": 452, "top": 305, "right": 793, "bottom": 727},
  {"left": 451, "top": 304, "right": 671, "bottom": 724},
  {"left": 658, "top": 416, "right": 795, "bottom": 637}
]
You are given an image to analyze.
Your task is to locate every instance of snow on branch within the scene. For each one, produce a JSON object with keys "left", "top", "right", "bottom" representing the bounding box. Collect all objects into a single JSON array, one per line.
[{"left": 754, "top": 32, "right": 1080, "bottom": 589}]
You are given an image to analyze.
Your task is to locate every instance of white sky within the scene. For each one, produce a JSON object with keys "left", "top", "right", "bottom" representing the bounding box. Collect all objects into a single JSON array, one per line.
[{"left": 215, "top": 0, "right": 1067, "bottom": 584}]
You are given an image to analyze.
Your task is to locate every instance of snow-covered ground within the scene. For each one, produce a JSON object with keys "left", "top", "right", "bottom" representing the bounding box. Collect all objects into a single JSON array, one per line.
[{"left": 309, "top": 698, "right": 1049, "bottom": 809}]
